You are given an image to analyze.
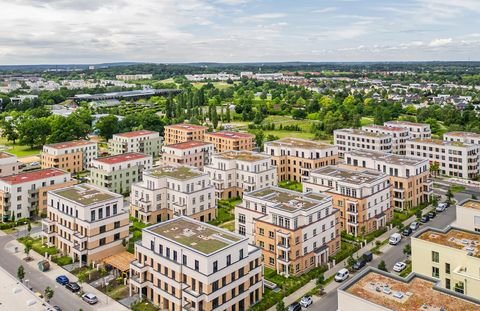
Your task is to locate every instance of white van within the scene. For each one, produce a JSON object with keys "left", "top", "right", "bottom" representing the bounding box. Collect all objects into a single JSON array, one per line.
[
  {"left": 389, "top": 233, "right": 402, "bottom": 245},
  {"left": 334, "top": 268, "right": 349, "bottom": 282}
]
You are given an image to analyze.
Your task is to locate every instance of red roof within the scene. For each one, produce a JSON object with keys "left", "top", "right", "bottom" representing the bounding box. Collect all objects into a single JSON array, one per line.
[
  {"left": 165, "top": 123, "right": 208, "bottom": 131},
  {"left": 114, "top": 130, "right": 158, "bottom": 138},
  {"left": 0, "top": 168, "right": 68, "bottom": 185},
  {"left": 46, "top": 140, "right": 96, "bottom": 149},
  {"left": 94, "top": 153, "right": 149, "bottom": 165},
  {"left": 165, "top": 141, "right": 211, "bottom": 150},
  {"left": 205, "top": 131, "right": 254, "bottom": 139}
]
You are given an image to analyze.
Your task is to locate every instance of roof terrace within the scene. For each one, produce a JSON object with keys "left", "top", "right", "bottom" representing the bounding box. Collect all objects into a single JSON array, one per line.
[
  {"left": 53, "top": 184, "right": 119, "bottom": 206},
  {"left": 248, "top": 187, "right": 330, "bottom": 212},
  {"left": 311, "top": 166, "right": 386, "bottom": 185},
  {"left": 417, "top": 228, "right": 480, "bottom": 258},
  {"left": 265, "top": 138, "right": 335, "bottom": 150},
  {"left": 215, "top": 151, "right": 269, "bottom": 162},
  {"left": 146, "top": 165, "right": 203, "bottom": 180}
]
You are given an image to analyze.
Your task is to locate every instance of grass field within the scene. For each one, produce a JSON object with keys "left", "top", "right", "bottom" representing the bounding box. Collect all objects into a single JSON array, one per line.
[
  {"left": 262, "top": 130, "right": 316, "bottom": 140},
  {"left": 360, "top": 117, "right": 374, "bottom": 126},
  {"left": 191, "top": 82, "right": 237, "bottom": 90},
  {"left": 0, "top": 137, "right": 41, "bottom": 157}
]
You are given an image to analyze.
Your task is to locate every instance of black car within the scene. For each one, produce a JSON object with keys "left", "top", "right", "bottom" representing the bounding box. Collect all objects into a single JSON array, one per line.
[
  {"left": 352, "top": 257, "right": 367, "bottom": 271},
  {"left": 403, "top": 227, "right": 412, "bottom": 236},
  {"left": 428, "top": 211, "right": 436, "bottom": 219},
  {"left": 363, "top": 251, "right": 373, "bottom": 262},
  {"left": 287, "top": 302, "right": 302, "bottom": 311},
  {"left": 420, "top": 215, "right": 429, "bottom": 223},
  {"left": 65, "top": 282, "right": 81, "bottom": 293}
]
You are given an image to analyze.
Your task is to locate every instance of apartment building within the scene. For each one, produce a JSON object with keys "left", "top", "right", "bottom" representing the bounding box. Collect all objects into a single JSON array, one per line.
[
  {"left": 163, "top": 123, "right": 208, "bottom": 145},
  {"left": 0, "top": 152, "right": 22, "bottom": 177},
  {"left": 412, "top": 226, "right": 480, "bottom": 300},
  {"left": 41, "top": 140, "right": 98, "bottom": 173},
  {"left": 161, "top": 141, "right": 213, "bottom": 169},
  {"left": 0, "top": 168, "right": 74, "bottom": 220},
  {"left": 108, "top": 130, "right": 162, "bottom": 157},
  {"left": 406, "top": 139, "right": 479, "bottom": 179},
  {"left": 205, "top": 151, "right": 277, "bottom": 200},
  {"left": 41, "top": 184, "right": 129, "bottom": 265},
  {"left": 264, "top": 138, "right": 338, "bottom": 182},
  {"left": 344, "top": 150, "right": 432, "bottom": 210},
  {"left": 130, "top": 165, "right": 216, "bottom": 224},
  {"left": 90, "top": 153, "right": 153, "bottom": 194},
  {"left": 337, "top": 268, "right": 480, "bottom": 311},
  {"left": 204, "top": 131, "right": 255, "bottom": 153},
  {"left": 361, "top": 125, "right": 410, "bottom": 154},
  {"left": 129, "top": 217, "right": 263, "bottom": 311},
  {"left": 303, "top": 166, "right": 392, "bottom": 236},
  {"left": 333, "top": 128, "right": 392, "bottom": 157},
  {"left": 444, "top": 132, "right": 480, "bottom": 145},
  {"left": 454, "top": 199, "right": 480, "bottom": 232},
  {"left": 384, "top": 120, "right": 431, "bottom": 139},
  {"left": 235, "top": 187, "right": 340, "bottom": 277}
]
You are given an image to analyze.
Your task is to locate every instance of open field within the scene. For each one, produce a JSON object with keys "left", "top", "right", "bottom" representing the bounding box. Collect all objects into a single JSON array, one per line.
[
  {"left": 191, "top": 81, "right": 238, "bottom": 90},
  {"left": 360, "top": 117, "right": 374, "bottom": 126},
  {"left": 0, "top": 137, "right": 41, "bottom": 157}
]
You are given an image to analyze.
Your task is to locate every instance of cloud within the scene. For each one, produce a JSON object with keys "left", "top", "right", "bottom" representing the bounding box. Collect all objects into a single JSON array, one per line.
[
  {"left": 313, "top": 7, "right": 336, "bottom": 14},
  {"left": 428, "top": 38, "right": 452, "bottom": 47}
]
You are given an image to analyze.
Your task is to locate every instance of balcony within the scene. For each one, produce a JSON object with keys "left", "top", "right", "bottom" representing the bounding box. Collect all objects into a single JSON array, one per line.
[
  {"left": 393, "top": 196, "right": 405, "bottom": 202},
  {"left": 277, "top": 256, "right": 289, "bottom": 264},
  {"left": 346, "top": 209, "right": 358, "bottom": 215},
  {"left": 130, "top": 260, "right": 149, "bottom": 273},
  {"left": 129, "top": 275, "right": 148, "bottom": 288},
  {"left": 393, "top": 187, "right": 405, "bottom": 193},
  {"left": 72, "top": 232, "right": 87, "bottom": 244},
  {"left": 346, "top": 219, "right": 358, "bottom": 226},
  {"left": 277, "top": 242, "right": 290, "bottom": 251},
  {"left": 182, "top": 286, "right": 206, "bottom": 303}
]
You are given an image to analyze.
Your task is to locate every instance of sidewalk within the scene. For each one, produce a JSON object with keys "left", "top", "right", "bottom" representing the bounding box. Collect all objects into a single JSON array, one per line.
[{"left": 268, "top": 204, "right": 436, "bottom": 310}]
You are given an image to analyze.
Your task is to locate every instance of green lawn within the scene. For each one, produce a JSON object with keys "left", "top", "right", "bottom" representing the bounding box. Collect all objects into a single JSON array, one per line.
[
  {"left": 131, "top": 300, "right": 159, "bottom": 311},
  {"left": 360, "top": 117, "right": 374, "bottom": 126},
  {"left": 0, "top": 137, "right": 41, "bottom": 157},
  {"left": 449, "top": 185, "right": 465, "bottom": 193},
  {"left": 330, "top": 240, "right": 360, "bottom": 263},
  {"left": 219, "top": 221, "right": 235, "bottom": 232},
  {"left": 18, "top": 237, "right": 59, "bottom": 256},
  {"left": 209, "top": 198, "right": 240, "bottom": 226},
  {"left": 191, "top": 82, "right": 237, "bottom": 90},
  {"left": 262, "top": 130, "right": 316, "bottom": 140},
  {"left": 278, "top": 180, "right": 303, "bottom": 192}
]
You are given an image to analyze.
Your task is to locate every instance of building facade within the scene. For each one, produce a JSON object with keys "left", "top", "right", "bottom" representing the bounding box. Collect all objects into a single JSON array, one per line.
[
  {"left": 303, "top": 166, "right": 392, "bottom": 236},
  {"left": 406, "top": 139, "right": 479, "bottom": 179},
  {"left": 108, "top": 130, "right": 162, "bottom": 157},
  {"left": 204, "top": 132, "right": 255, "bottom": 153},
  {"left": 334, "top": 128, "right": 392, "bottom": 158},
  {"left": 90, "top": 153, "right": 153, "bottom": 194},
  {"left": 41, "top": 184, "right": 129, "bottom": 265},
  {"left": 129, "top": 217, "right": 263, "bottom": 311},
  {"left": 343, "top": 150, "right": 432, "bottom": 210},
  {"left": 161, "top": 141, "right": 213, "bottom": 169},
  {"left": 444, "top": 132, "right": 480, "bottom": 145},
  {"left": 204, "top": 151, "right": 277, "bottom": 200},
  {"left": 384, "top": 120, "right": 431, "bottom": 139},
  {"left": 361, "top": 125, "right": 410, "bottom": 154},
  {"left": 41, "top": 140, "right": 98, "bottom": 173},
  {"left": 235, "top": 187, "right": 340, "bottom": 277},
  {"left": 0, "top": 152, "right": 22, "bottom": 177},
  {"left": 454, "top": 199, "right": 480, "bottom": 232},
  {"left": 130, "top": 165, "right": 216, "bottom": 224},
  {"left": 163, "top": 123, "right": 208, "bottom": 145},
  {"left": 0, "top": 168, "right": 74, "bottom": 220},
  {"left": 264, "top": 138, "right": 338, "bottom": 182}
]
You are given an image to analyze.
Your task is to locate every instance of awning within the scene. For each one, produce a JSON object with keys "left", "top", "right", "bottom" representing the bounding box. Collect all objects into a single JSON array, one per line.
[{"left": 103, "top": 251, "right": 135, "bottom": 272}]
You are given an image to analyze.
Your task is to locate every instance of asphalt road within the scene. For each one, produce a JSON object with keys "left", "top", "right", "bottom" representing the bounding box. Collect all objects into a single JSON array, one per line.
[{"left": 0, "top": 234, "right": 95, "bottom": 311}]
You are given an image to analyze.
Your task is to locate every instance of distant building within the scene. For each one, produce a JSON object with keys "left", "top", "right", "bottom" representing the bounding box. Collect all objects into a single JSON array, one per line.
[
  {"left": 163, "top": 123, "right": 208, "bottom": 145},
  {"left": 444, "top": 132, "right": 480, "bottom": 145},
  {"left": 362, "top": 125, "right": 410, "bottom": 155},
  {"left": 115, "top": 74, "right": 153, "bottom": 81},
  {"left": 41, "top": 140, "right": 98, "bottom": 173},
  {"left": 204, "top": 131, "right": 255, "bottom": 153},
  {"left": 161, "top": 141, "right": 213, "bottom": 169},
  {"left": 108, "top": 130, "right": 162, "bottom": 158},
  {"left": 384, "top": 120, "right": 431, "bottom": 139},
  {"left": 0, "top": 152, "right": 22, "bottom": 177},
  {"left": 334, "top": 128, "right": 392, "bottom": 158}
]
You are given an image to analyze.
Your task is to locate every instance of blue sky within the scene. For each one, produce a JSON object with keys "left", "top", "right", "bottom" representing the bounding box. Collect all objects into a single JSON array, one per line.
[{"left": 0, "top": 0, "right": 479, "bottom": 64}]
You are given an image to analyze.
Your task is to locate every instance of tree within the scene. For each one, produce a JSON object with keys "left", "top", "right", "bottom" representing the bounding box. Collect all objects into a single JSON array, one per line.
[
  {"left": 95, "top": 115, "right": 119, "bottom": 139},
  {"left": 347, "top": 256, "right": 356, "bottom": 268},
  {"left": 415, "top": 210, "right": 422, "bottom": 219},
  {"left": 403, "top": 244, "right": 411, "bottom": 256},
  {"left": 472, "top": 194, "right": 478, "bottom": 200},
  {"left": 17, "top": 118, "right": 51, "bottom": 148},
  {"left": 378, "top": 260, "right": 388, "bottom": 272},
  {"left": 225, "top": 106, "right": 231, "bottom": 122},
  {"left": 24, "top": 241, "right": 32, "bottom": 259},
  {"left": 316, "top": 274, "right": 325, "bottom": 286},
  {"left": 211, "top": 106, "right": 219, "bottom": 129},
  {"left": 27, "top": 222, "right": 31, "bottom": 236},
  {"left": 276, "top": 300, "right": 286, "bottom": 311},
  {"left": 429, "top": 162, "right": 440, "bottom": 177},
  {"left": 0, "top": 119, "right": 18, "bottom": 144},
  {"left": 446, "top": 188, "right": 454, "bottom": 203},
  {"left": 255, "top": 130, "right": 265, "bottom": 150},
  {"left": 44, "top": 286, "right": 54, "bottom": 301},
  {"left": 17, "top": 265, "right": 25, "bottom": 282}
]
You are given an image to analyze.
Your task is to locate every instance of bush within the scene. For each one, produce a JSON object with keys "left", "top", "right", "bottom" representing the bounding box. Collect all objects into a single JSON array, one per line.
[{"left": 51, "top": 255, "right": 73, "bottom": 266}]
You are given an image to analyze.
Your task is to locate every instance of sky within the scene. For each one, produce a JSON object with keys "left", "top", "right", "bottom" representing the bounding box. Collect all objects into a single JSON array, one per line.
[{"left": 0, "top": 0, "right": 480, "bottom": 64}]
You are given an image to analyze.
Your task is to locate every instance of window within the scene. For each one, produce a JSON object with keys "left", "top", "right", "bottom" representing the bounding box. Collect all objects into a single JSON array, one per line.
[
  {"left": 432, "top": 251, "right": 439, "bottom": 263},
  {"left": 182, "top": 255, "right": 187, "bottom": 265},
  {"left": 113, "top": 204, "right": 117, "bottom": 214},
  {"left": 239, "top": 249, "right": 244, "bottom": 259},
  {"left": 239, "top": 225, "right": 246, "bottom": 236},
  {"left": 259, "top": 228, "right": 264, "bottom": 236},
  {"left": 239, "top": 213, "right": 246, "bottom": 224},
  {"left": 446, "top": 278, "right": 451, "bottom": 289},
  {"left": 445, "top": 263, "right": 450, "bottom": 274},
  {"left": 114, "top": 233, "right": 120, "bottom": 241},
  {"left": 99, "top": 238, "right": 106, "bottom": 246},
  {"left": 195, "top": 260, "right": 199, "bottom": 271},
  {"left": 98, "top": 208, "right": 103, "bottom": 219},
  {"left": 227, "top": 255, "right": 231, "bottom": 266},
  {"left": 432, "top": 266, "right": 440, "bottom": 278},
  {"left": 269, "top": 231, "right": 274, "bottom": 238},
  {"left": 90, "top": 210, "right": 95, "bottom": 221},
  {"left": 212, "top": 280, "right": 219, "bottom": 292},
  {"left": 114, "top": 221, "right": 120, "bottom": 229},
  {"left": 213, "top": 261, "right": 218, "bottom": 272},
  {"left": 99, "top": 225, "right": 106, "bottom": 234}
]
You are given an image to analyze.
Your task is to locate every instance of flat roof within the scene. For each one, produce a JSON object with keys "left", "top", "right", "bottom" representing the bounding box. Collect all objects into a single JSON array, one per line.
[
  {"left": 417, "top": 227, "right": 480, "bottom": 258},
  {"left": 445, "top": 131, "right": 480, "bottom": 138},
  {"left": 205, "top": 131, "right": 254, "bottom": 139},
  {"left": 164, "top": 140, "right": 211, "bottom": 150},
  {"left": 215, "top": 151, "right": 269, "bottom": 162},
  {"left": 147, "top": 217, "right": 242, "bottom": 255},
  {"left": 335, "top": 128, "right": 390, "bottom": 138},
  {"left": 362, "top": 124, "right": 406, "bottom": 132},
  {"left": 114, "top": 130, "right": 158, "bottom": 138},
  {"left": 45, "top": 139, "right": 96, "bottom": 149},
  {"left": 384, "top": 120, "right": 429, "bottom": 127},
  {"left": 410, "top": 138, "right": 469, "bottom": 147},
  {"left": 165, "top": 123, "right": 208, "bottom": 131},
  {"left": 94, "top": 152, "right": 149, "bottom": 165},
  {"left": 311, "top": 166, "right": 386, "bottom": 184},
  {"left": 146, "top": 165, "right": 203, "bottom": 180},
  {"left": 265, "top": 138, "right": 335, "bottom": 150},
  {"left": 0, "top": 152, "right": 16, "bottom": 159},
  {"left": 344, "top": 269, "right": 480, "bottom": 310},
  {"left": 52, "top": 183, "right": 119, "bottom": 206},
  {"left": 460, "top": 199, "right": 480, "bottom": 210},
  {"left": 248, "top": 187, "right": 330, "bottom": 212},
  {"left": 345, "top": 149, "right": 427, "bottom": 166},
  {"left": 0, "top": 168, "right": 67, "bottom": 185}
]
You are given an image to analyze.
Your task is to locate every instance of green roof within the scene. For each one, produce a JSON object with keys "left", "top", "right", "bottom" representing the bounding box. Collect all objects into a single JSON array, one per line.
[
  {"left": 149, "top": 218, "right": 242, "bottom": 254},
  {"left": 54, "top": 184, "right": 118, "bottom": 205},
  {"left": 147, "top": 166, "right": 202, "bottom": 180}
]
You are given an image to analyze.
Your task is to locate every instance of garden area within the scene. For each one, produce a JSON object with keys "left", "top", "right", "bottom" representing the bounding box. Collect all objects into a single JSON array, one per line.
[
  {"left": 18, "top": 236, "right": 58, "bottom": 257},
  {"left": 208, "top": 198, "right": 240, "bottom": 232},
  {"left": 278, "top": 180, "right": 302, "bottom": 192},
  {"left": 97, "top": 275, "right": 129, "bottom": 301},
  {"left": 131, "top": 299, "right": 159, "bottom": 311},
  {"left": 71, "top": 265, "right": 109, "bottom": 283},
  {"left": 0, "top": 137, "right": 41, "bottom": 157},
  {"left": 128, "top": 217, "right": 147, "bottom": 253},
  {"left": 330, "top": 240, "right": 360, "bottom": 263}
]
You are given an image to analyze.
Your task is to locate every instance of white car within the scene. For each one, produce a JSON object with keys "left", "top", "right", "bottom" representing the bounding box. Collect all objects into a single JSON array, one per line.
[
  {"left": 410, "top": 222, "right": 420, "bottom": 231},
  {"left": 334, "top": 268, "right": 349, "bottom": 282},
  {"left": 82, "top": 293, "right": 98, "bottom": 305},
  {"left": 436, "top": 203, "right": 447, "bottom": 212},
  {"left": 393, "top": 262, "right": 407, "bottom": 272},
  {"left": 300, "top": 296, "right": 313, "bottom": 308}
]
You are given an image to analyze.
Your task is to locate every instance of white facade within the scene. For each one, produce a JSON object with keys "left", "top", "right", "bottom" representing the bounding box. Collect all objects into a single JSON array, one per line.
[
  {"left": 0, "top": 152, "right": 21, "bottom": 177},
  {"left": 444, "top": 132, "right": 480, "bottom": 145},
  {"left": 334, "top": 128, "right": 392, "bottom": 157},
  {"left": 362, "top": 125, "right": 410, "bottom": 154},
  {"left": 455, "top": 199, "right": 480, "bottom": 232},
  {"left": 384, "top": 120, "right": 431, "bottom": 139}
]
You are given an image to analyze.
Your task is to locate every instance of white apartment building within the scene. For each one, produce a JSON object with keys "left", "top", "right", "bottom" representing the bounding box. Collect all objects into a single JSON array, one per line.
[
  {"left": 362, "top": 125, "right": 410, "bottom": 154},
  {"left": 235, "top": 187, "right": 340, "bottom": 276},
  {"left": 334, "top": 128, "right": 392, "bottom": 157},
  {"left": 108, "top": 130, "right": 163, "bottom": 157},
  {"left": 454, "top": 199, "right": 480, "bottom": 232},
  {"left": 384, "top": 120, "right": 431, "bottom": 139},
  {"left": 161, "top": 140, "right": 213, "bottom": 169},
  {"left": 0, "top": 152, "right": 22, "bottom": 177},
  {"left": 444, "top": 132, "right": 480, "bottom": 145},
  {"left": 115, "top": 74, "right": 153, "bottom": 81},
  {"left": 406, "top": 139, "right": 479, "bottom": 179},
  {"left": 204, "top": 151, "right": 277, "bottom": 200},
  {"left": 303, "top": 166, "right": 392, "bottom": 236},
  {"left": 130, "top": 165, "right": 216, "bottom": 224},
  {"left": 129, "top": 217, "right": 263, "bottom": 311}
]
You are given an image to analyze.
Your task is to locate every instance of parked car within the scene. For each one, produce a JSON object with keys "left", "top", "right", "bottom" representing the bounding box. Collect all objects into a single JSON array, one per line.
[
  {"left": 352, "top": 257, "right": 367, "bottom": 271},
  {"left": 65, "top": 282, "right": 81, "bottom": 293},
  {"left": 55, "top": 275, "right": 69, "bottom": 285},
  {"left": 300, "top": 296, "right": 313, "bottom": 308},
  {"left": 428, "top": 211, "right": 436, "bottom": 219},
  {"left": 393, "top": 262, "right": 407, "bottom": 272},
  {"left": 389, "top": 233, "right": 402, "bottom": 245},
  {"left": 363, "top": 251, "right": 373, "bottom": 262},
  {"left": 410, "top": 222, "right": 420, "bottom": 231},
  {"left": 403, "top": 227, "right": 412, "bottom": 236},
  {"left": 287, "top": 302, "right": 302, "bottom": 311},
  {"left": 436, "top": 203, "right": 447, "bottom": 212},
  {"left": 82, "top": 293, "right": 98, "bottom": 305},
  {"left": 334, "top": 268, "right": 350, "bottom": 282},
  {"left": 53, "top": 307, "right": 62, "bottom": 311},
  {"left": 420, "top": 215, "right": 429, "bottom": 223}
]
